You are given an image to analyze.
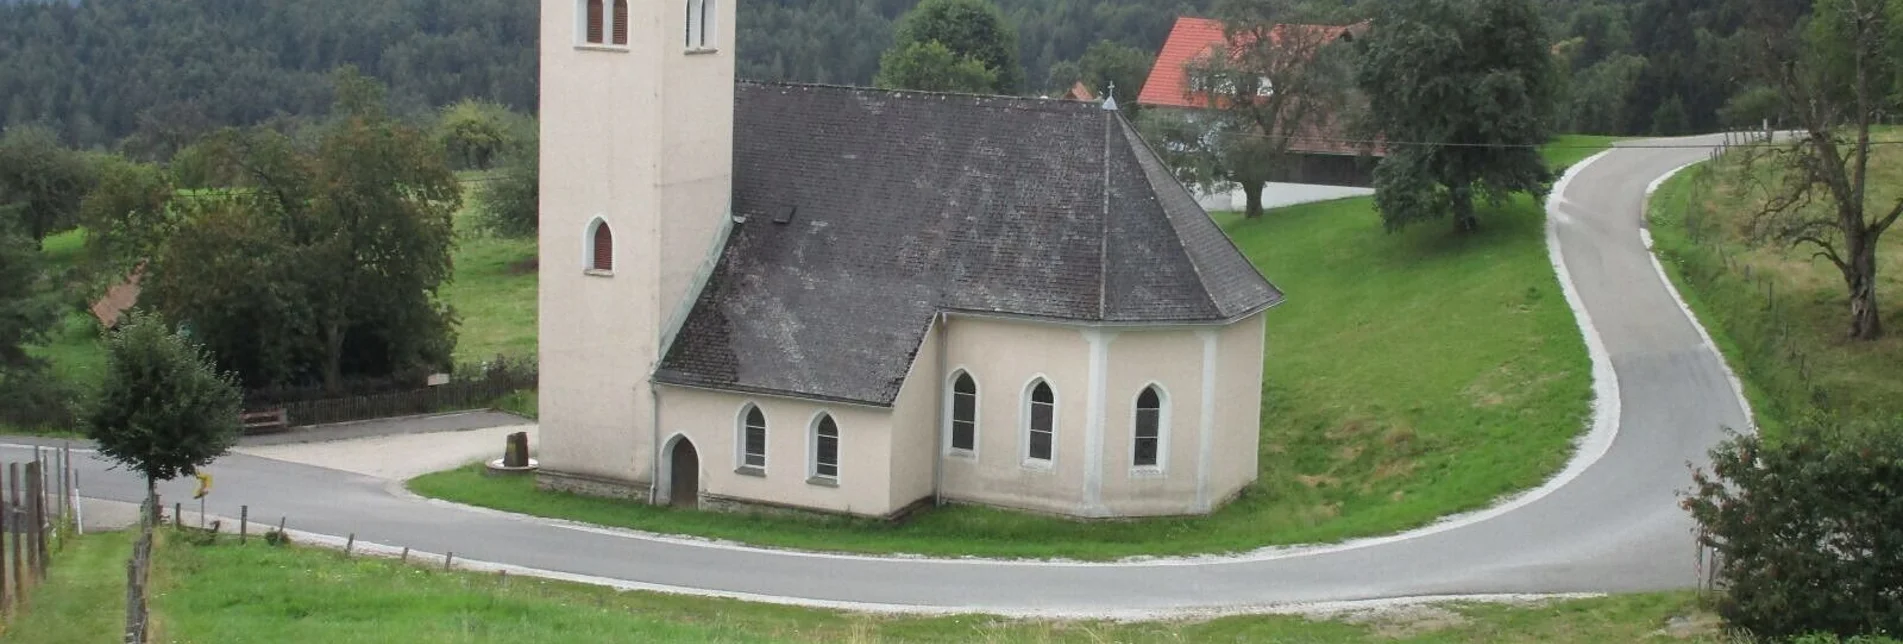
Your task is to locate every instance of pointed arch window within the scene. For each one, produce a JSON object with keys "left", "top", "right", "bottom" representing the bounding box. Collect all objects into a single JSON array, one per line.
[
  {"left": 685, "top": 0, "right": 715, "bottom": 49},
  {"left": 611, "top": 0, "right": 629, "bottom": 45},
  {"left": 949, "top": 372, "right": 977, "bottom": 453},
  {"left": 584, "top": 0, "right": 604, "bottom": 44},
  {"left": 738, "top": 405, "right": 767, "bottom": 471},
  {"left": 1134, "top": 386, "right": 1164, "bottom": 469},
  {"left": 1025, "top": 380, "right": 1055, "bottom": 463},
  {"left": 811, "top": 414, "right": 839, "bottom": 481},
  {"left": 588, "top": 219, "right": 613, "bottom": 272}
]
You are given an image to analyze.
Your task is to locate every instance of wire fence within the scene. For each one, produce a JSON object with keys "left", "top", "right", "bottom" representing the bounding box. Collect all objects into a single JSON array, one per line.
[
  {"left": 240, "top": 356, "right": 537, "bottom": 431},
  {"left": 0, "top": 446, "right": 82, "bottom": 632},
  {"left": 1662, "top": 133, "right": 1826, "bottom": 431}
]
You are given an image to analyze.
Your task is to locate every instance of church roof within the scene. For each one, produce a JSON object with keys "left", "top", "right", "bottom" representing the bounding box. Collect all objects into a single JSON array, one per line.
[{"left": 653, "top": 82, "right": 1283, "bottom": 406}]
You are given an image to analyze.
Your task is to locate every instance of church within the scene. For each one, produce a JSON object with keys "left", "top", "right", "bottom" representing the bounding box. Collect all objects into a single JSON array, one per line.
[{"left": 535, "top": 0, "right": 1283, "bottom": 519}]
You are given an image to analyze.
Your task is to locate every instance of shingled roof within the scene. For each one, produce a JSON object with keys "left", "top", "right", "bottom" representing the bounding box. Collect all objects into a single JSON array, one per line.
[{"left": 653, "top": 82, "right": 1284, "bottom": 406}]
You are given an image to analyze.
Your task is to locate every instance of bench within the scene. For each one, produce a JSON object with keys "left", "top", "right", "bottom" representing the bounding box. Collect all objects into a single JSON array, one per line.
[{"left": 240, "top": 408, "right": 290, "bottom": 434}]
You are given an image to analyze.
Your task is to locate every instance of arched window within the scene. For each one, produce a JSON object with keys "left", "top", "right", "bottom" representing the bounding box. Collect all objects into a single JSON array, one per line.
[
  {"left": 685, "top": 0, "right": 714, "bottom": 49},
  {"left": 949, "top": 372, "right": 977, "bottom": 453},
  {"left": 1026, "top": 380, "right": 1055, "bottom": 462},
  {"left": 1134, "top": 386, "right": 1164, "bottom": 469},
  {"left": 812, "top": 414, "right": 839, "bottom": 481},
  {"left": 738, "top": 405, "right": 767, "bottom": 470},
  {"left": 588, "top": 219, "right": 613, "bottom": 272},
  {"left": 611, "top": 0, "right": 629, "bottom": 45},
  {"left": 584, "top": 0, "right": 604, "bottom": 44}
]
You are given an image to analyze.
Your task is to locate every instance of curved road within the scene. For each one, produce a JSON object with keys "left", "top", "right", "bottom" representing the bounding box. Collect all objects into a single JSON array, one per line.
[{"left": 5, "top": 136, "right": 1748, "bottom": 616}]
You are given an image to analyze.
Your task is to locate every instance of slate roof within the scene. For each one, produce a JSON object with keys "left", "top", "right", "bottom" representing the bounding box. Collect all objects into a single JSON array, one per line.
[{"left": 652, "top": 82, "right": 1284, "bottom": 406}]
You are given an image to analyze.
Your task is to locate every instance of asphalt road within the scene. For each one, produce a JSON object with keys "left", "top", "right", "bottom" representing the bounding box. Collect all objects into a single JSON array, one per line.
[{"left": 0, "top": 136, "right": 1748, "bottom": 616}]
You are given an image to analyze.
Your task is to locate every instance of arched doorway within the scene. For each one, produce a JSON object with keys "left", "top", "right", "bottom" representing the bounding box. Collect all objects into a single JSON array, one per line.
[{"left": 668, "top": 438, "right": 700, "bottom": 509}]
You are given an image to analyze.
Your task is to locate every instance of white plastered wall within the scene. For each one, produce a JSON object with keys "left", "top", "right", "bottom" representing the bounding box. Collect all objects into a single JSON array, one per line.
[{"left": 657, "top": 387, "right": 899, "bottom": 517}]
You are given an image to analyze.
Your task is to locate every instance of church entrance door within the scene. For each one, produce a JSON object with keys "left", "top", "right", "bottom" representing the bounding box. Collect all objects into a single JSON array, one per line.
[{"left": 668, "top": 439, "right": 700, "bottom": 509}]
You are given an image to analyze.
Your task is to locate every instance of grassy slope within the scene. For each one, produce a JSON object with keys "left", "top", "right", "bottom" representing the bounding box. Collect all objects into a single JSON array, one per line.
[
  {"left": 2, "top": 530, "right": 1726, "bottom": 643},
  {"left": 410, "top": 138, "right": 1608, "bottom": 560},
  {"left": 1644, "top": 130, "right": 1903, "bottom": 437},
  {"left": 440, "top": 182, "right": 539, "bottom": 366}
]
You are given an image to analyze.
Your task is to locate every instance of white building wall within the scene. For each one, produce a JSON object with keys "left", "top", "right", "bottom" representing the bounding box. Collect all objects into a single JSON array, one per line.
[{"left": 657, "top": 387, "right": 899, "bottom": 517}]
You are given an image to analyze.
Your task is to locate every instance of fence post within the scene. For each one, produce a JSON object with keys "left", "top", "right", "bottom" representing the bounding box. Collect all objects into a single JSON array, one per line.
[
  {"left": 0, "top": 463, "right": 8, "bottom": 615},
  {"left": 10, "top": 463, "right": 23, "bottom": 597},
  {"left": 240, "top": 506, "right": 248, "bottom": 544},
  {"left": 173, "top": 503, "right": 181, "bottom": 530},
  {"left": 26, "top": 462, "right": 43, "bottom": 581}
]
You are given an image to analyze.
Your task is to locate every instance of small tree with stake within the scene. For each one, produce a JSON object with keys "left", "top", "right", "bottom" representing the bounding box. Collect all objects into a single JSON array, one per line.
[{"left": 87, "top": 311, "right": 242, "bottom": 524}]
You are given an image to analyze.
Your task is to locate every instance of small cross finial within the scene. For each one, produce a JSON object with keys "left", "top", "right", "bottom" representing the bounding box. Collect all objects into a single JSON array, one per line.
[{"left": 1103, "top": 81, "right": 1119, "bottom": 111}]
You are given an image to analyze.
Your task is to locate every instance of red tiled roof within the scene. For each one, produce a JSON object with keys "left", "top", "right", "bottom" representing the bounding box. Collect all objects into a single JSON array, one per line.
[
  {"left": 1062, "top": 81, "right": 1096, "bottom": 102},
  {"left": 90, "top": 263, "right": 145, "bottom": 329}
]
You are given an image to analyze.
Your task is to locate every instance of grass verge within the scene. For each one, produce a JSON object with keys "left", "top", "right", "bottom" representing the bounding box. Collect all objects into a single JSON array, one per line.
[
  {"left": 3, "top": 530, "right": 1729, "bottom": 643},
  {"left": 412, "top": 139, "right": 1605, "bottom": 560},
  {"left": 1644, "top": 133, "right": 1903, "bottom": 438}
]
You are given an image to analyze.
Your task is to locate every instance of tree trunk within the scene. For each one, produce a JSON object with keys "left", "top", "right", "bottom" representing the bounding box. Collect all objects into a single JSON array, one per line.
[
  {"left": 1451, "top": 184, "right": 1478, "bottom": 233},
  {"left": 144, "top": 476, "right": 157, "bottom": 527},
  {"left": 321, "top": 320, "right": 345, "bottom": 393},
  {"left": 1241, "top": 180, "right": 1267, "bottom": 219},
  {"left": 1846, "top": 237, "right": 1882, "bottom": 340}
]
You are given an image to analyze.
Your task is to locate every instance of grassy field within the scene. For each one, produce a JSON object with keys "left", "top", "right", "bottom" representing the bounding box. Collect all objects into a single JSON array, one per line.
[
  {"left": 1, "top": 530, "right": 1732, "bottom": 643},
  {"left": 410, "top": 138, "right": 1605, "bottom": 560},
  {"left": 1645, "top": 131, "right": 1903, "bottom": 438}
]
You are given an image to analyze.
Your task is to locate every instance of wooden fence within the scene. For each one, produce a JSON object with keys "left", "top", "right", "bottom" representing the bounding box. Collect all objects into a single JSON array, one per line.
[{"left": 0, "top": 445, "right": 81, "bottom": 626}]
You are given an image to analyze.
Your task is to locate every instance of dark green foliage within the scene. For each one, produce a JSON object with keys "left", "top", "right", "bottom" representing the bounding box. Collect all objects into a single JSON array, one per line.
[
  {"left": 886, "top": 0, "right": 1025, "bottom": 94},
  {"left": 435, "top": 99, "right": 526, "bottom": 172},
  {"left": 875, "top": 41, "right": 1001, "bottom": 93},
  {"left": 1683, "top": 419, "right": 1903, "bottom": 640},
  {"left": 87, "top": 311, "right": 242, "bottom": 494},
  {"left": 79, "top": 155, "right": 175, "bottom": 277},
  {"left": 145, "top": 70, "right": 461, "bottom": 392},
  {"left": 1074, "top": 40, "right": 1154, "bottom": 110},
  {"left": 475, "top": 142, "right": 540, "bottom": 239},
  {"left": 0, "top": 125, "right": 95, "bottom": 243},
  {"left": 1357, "top": 0, "right": 1558, "bottom": 232},
  {"left": 0, "top": 222, "right": 63, "bottom": 427}
]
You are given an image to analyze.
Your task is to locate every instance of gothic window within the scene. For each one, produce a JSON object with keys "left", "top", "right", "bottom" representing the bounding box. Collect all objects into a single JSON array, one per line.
[
  {"left": 584, "top": 0, "right": 604, "bottom": 44},
  {"left": 949, "top": 372, "right": 977, "bottom": 452},
  {"left": 612, "top": 0, "right": 629, "bottom": 45},
  {"left": 685, "top": 0, "right": 715, "bottom": 49},
  {"left": 812, "top": 415, "right": 839, "bottom": 480},
  {"left": 1134, "top": 386, "right": 1164, "bottom": 468},
  {"left": 739, "top": 405, "right": 767, "bottom": 470},
  {"left": 1026, "top": 380, "right": 1055, "bottom": 462},
  {"left": 588, "top": 218, "right": 613, "bottom": 272}
]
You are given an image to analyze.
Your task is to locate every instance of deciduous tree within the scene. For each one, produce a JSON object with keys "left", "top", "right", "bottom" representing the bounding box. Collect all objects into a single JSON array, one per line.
[
  {"left": 874, "top": 41, "right": 1000, "bottom": 93},
  {"left": 1356, "top": 0, "right": 1559, "bottom": 232},
  {"left": 0, "top": 125, "right": 96, "bottom": 245},
  {"left": 882, "top": 0, "right": 1023, "bottom": 94},
  {"left": 1740, "top": 0, "right": 1903, "bottom": 340},
  {"left": 87, "top": 311, "right": 242, "bottom": 515}
]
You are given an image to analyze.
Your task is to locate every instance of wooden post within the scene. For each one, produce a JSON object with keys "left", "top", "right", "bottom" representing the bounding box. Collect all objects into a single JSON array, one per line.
[
  {"left": 23, "top": 463, "right": 38, "bottom": 581},
  {"left": 0, "top": 463, "right": 9, "bottom": 614},
  {"left": 345, "top": 533, "right": 355, "bottom": 558},
  {"left": 172, "top": 503, "right": 181, "bottom": 530},
  {"left": 29, "top": 462, "right": 45, "bottom": 580},
  {"left": 444, "top": 552, "right": 454, "bottom": 570},
  {"left": 277, "top": 516, "right": 286, "bottom": 536},
  {"left": 239, "top": 506, "right": 248, "bottom": 544},
  {"left": 400, "top": 547, "right": 409, "bottom": 563},
  {"left": 10, "top": 463, "right": 25, "bottom": 596}
]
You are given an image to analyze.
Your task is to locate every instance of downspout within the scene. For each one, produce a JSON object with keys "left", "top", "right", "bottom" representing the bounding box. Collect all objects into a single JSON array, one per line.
[
  {"left": 648, "top": 381, "right": 662, "bottom": 505},
  {"left": 931, "top": 312, "right": 948, "bottom": 507}
]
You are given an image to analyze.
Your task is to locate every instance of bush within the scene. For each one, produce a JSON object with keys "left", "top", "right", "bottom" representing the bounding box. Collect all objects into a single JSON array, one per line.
[
  {"left": 1683, "top": 418, "right": 1903, "bottom": 640},
  {"left": 473, "top": 145, "right": 537, "bottom": 238}
]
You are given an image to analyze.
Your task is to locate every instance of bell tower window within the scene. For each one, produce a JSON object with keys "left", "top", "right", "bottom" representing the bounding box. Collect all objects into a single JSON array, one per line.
[
  {"left": 685, "top": 0, "right": 716, "bottom": 50},
  {"left": 584, "top": 0, "right": 604, "bottom": 44},
  {"left": 586, "top": 218, "right": 614, "bottom": 274}
]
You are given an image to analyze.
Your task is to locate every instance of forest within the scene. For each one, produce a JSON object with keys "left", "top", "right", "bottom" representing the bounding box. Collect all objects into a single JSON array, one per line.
[{"left": 0, "top": 0, "right": 1779, "bottom": 151}]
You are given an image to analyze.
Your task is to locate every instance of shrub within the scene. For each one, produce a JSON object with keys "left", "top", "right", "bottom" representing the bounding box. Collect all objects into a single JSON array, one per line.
[{"left": 1683, "top": 417, "right": 1903, "bottom": 640}]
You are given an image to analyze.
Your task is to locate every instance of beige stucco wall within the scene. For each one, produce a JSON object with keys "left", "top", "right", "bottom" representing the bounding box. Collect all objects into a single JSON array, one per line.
[
  {"left": 657, "top": 387, "right": 901, "bottom": 517},
  {"left": 885, "top": 321, "right": 941, "bottom": 511},
  {"left": 933, "top": 313, "right": 1266, "bottom": 517},
  {"left": 536, "top": 0, "right": 737, "bottom": 487}
]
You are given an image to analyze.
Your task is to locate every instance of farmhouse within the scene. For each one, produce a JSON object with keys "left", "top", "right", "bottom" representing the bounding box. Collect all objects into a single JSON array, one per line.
[
  {"left": 1138, "top": 16, "right": 1379, "bottom": 189},
  {"left": 535, "top": 0, "right": 1281, "bottom": 519}
]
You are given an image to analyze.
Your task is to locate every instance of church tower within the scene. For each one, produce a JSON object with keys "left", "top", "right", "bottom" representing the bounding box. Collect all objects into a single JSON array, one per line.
[{"left": 536, "top": 0, "right": 736, "bottom": 495}]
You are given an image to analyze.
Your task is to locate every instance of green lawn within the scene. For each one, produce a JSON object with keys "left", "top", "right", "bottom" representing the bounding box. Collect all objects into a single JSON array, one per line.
[
  {"left": 1645, "top": 130, "right": 1903, "bottom": 438},
  {"left": 411, "top": 138, "right": 1603, "bottom": 560},
  {"left": 1, "top": 530, "right": 1732, "bottom": 643},
  {"left": 1545, "top": 134, "right": 1627, "bottom": 170},
  {"left": 442, "top": 225, "right": 537, "bottom": 366}
]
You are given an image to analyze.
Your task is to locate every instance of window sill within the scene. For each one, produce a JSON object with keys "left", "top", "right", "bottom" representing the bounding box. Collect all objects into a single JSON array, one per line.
[
  {"left": 1129, "top": 466, "right": 1166, "bottom": 479},
  {"left": 684, "top": 47, "right": 720, "bottom": 55},
  {"left": 806, "top": 476, "right": 838, "bottom": 488},
  {"left": 575, "top": 44, "right": 631, "bottom": 53},
  {"left": 584, "top": 269, "right": 614, "bottom": 278},
  {"left": 1020, "top": 459, "right": 1054, "bottom": 471},
  {"left": 734, "top": 465, "right": 765, "bottom": 478},
  {"left": 946, "top": 448, "right": 976, "bottom": 460}
]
